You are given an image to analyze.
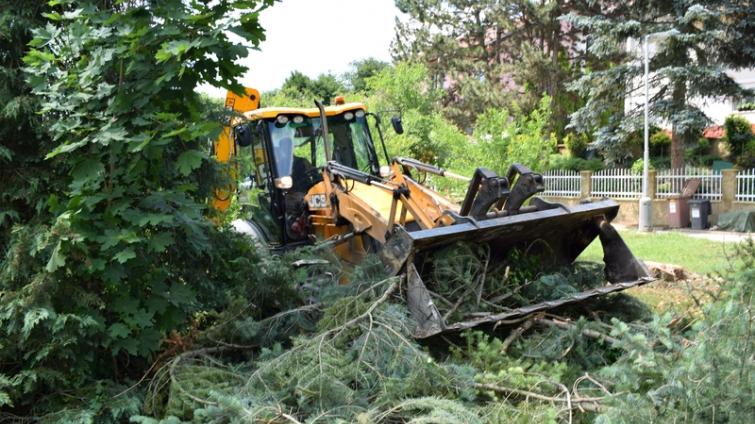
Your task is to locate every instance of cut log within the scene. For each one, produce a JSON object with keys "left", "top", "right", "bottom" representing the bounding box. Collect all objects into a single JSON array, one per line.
[{"left": 643, "top": 261, "right": 686, "bottom": 281}]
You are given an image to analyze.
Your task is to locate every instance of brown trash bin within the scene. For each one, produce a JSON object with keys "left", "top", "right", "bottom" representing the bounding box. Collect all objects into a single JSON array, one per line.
[
  {"left": 667, "top": 178, "right": 701, "bottom": 228},
  {"left": 667, "top": 197, "right": 689, "bottom": 228}
]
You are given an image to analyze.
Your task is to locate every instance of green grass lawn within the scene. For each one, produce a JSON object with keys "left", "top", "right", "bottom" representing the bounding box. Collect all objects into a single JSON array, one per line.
[{"left": 577, "top": 230, "right": 740, "bottom": 275}]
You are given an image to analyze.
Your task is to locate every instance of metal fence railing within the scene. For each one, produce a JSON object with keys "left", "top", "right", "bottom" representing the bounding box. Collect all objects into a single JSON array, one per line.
[
  {"left": 736, "top": 168, "right": 755, "bottom": 202},
  {"left": 591, "top": 168, "right": 642, "bottom": 199},
  {"left": 541, "top": 167, "right": 755, "bottom": 203},
  {"left": 542, "top": 170, "right": 581, "bottom": 198},
  {"left": 656, "top": 167, "right": 722, "bottom": 201}
]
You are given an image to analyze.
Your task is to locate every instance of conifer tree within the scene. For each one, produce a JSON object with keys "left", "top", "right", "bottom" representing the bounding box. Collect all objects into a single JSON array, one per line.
[
  {"left": 0, "top": 1, "right": 54, "bottom": 252},
  {"left": 393, "top": 0, "right": 589, "bottom": 136},
  {"left": 567, "top": 0, "right": 755, "bottom": 167}
]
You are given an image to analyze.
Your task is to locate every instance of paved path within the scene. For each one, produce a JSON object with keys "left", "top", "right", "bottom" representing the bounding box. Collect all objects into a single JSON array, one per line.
[
  {"left": 659, "top": 228, "right": 752, "bottom": 243},
  {"left": 614, "top": 223, "right": 752, "bottom": 243}
]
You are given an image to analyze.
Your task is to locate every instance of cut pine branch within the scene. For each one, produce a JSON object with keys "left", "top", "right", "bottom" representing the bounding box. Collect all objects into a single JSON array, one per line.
[{"left": 473, "top": 382, "right": 606, "bottom": 412}]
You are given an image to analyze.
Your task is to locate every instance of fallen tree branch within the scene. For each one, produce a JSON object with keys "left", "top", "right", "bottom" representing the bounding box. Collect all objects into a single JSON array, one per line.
[
  {"left": 330, "top": 279, "right": 399, "bottom": 339},
  {"left": 534, "top": 317, "right": 620, "bottom": 346},
  {"left": 473, "top": 382, "right": 606, "bottom": 412},
  {"left": 500, "top": 315, "right": 538, "bottom": 353}
]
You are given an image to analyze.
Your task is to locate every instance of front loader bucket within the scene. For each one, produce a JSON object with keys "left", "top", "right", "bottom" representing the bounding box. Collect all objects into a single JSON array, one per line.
[{"left": 379, "top": 198, "right": 653, "bottom": 338}]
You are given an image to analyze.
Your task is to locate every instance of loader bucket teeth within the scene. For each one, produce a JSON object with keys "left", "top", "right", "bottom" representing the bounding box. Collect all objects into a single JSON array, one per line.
[
  {"left": 597, "top": 219, "right": 652, "bottom": 282},
  {"left": 379, "top": 226, "right": 414, "bottom": 276},
  {"left": 406, "top": 263, "right": 444, "bottom": 338}
]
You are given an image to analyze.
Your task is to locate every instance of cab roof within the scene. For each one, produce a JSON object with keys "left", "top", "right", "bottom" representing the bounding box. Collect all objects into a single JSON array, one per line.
[{"left": 243, "top": 102, "right": 367, "bottom": 121}]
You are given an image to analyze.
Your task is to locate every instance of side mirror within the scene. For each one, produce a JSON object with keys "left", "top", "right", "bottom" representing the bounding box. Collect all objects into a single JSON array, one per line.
[
  {"left": 235, "top": 124, "right": 253, "bottom": 147},
  {"left": 390, "top": 115, "right": 404, "bottom": 135}
]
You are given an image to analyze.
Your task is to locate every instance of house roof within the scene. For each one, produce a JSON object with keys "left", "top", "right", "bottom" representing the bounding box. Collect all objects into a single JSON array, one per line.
[
  {"left": 702, "top": 124, "right": 755, "bottom": 139},
  {"left": 703, "top": 125, "right": 726, "bottom": 139}
]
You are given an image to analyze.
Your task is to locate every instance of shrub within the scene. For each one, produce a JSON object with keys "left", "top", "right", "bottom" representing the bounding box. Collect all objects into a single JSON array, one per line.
[
  {"left": 564, "top": 132, "right": 589, "bottom": 158},
  {"left": 597, "top": 241, "right": 755, "bottom": 423},
  {"left": 724, "top": 114, "right": 754, "bottom": 159},
  {"left": 649, "top": 130, "right": 671, "bottom": 147},
  {"left": 736, "top": 139, "right": 755, "bottom": 168},
  {"left": 546, "top": 154, "right": 604, "bottom": 171},
  {"left": 470, "top": 96, "right": 556, "bottom": 173},
  {"left": 683, "top": 138, "right": 717, "bottom": 166},
  {"left": 631, "top": 158, "right": 647, "bottom": 174}
]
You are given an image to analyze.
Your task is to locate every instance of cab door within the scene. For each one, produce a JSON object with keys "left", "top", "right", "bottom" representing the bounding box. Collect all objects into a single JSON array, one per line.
[{"left": 236, "top": 122, "right": 283, "bottom": 246}]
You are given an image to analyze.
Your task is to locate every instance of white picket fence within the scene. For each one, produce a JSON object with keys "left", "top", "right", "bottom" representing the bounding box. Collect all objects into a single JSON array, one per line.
[
  {"left": 736, "top": 168, "right": 755, "bottom": 202},
  {"left": 591, "top": 168, "right": 642, "bottom": 199},
  {"left": 541, "top": 170, "right": 581, "bottom": 198},
  {"left": 541, "top": 167, "right": 755, "bottom": 203},
  {"left": 656, "top": 167, "right": 722, "bottom": 201}
]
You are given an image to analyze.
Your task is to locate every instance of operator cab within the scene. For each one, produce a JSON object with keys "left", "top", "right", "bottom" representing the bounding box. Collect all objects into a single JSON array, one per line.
[{"left": 234, "top": 103, "right": 382, "bottom": 246}]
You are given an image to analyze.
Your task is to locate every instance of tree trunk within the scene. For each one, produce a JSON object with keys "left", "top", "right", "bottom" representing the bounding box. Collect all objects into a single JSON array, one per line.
[
  {"left": 670, "top": 131, "right": 685, "bottom": 169},
  {"left": 670, "top": 82, "right": 686, "bottom": 169}
]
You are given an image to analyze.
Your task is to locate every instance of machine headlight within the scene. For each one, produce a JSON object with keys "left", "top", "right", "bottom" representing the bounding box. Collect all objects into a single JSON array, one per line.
[
  {"left": 379, "top": 165, "right": 392, "bottom": 178},
  {"left": 274, "top": 176, "right": 293, "bottom": 190}
]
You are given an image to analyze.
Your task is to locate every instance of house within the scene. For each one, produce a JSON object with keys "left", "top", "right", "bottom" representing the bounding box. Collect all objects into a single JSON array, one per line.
[
  {"left": 692, "top": 68, "right": 755, "bottom": 125},
  {"left": 625, "top": 36, "right": 755, "bottom": 124}
]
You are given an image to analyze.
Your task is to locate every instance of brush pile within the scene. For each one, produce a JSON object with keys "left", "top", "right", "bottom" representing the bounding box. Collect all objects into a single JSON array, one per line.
[
  {"left": 131, "top": 246, "right": 656, "bottom": 423},
  {"left": 120, "top": 241, "right": 752, "bottom": 424},
  {"left": 421, "top": 242, "right": 609, "bottom": 322}
]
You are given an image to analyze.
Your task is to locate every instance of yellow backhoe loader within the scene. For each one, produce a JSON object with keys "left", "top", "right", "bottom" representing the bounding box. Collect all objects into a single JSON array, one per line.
[{"left": 214, "top": 89, "right": 652, "bottom": 338}]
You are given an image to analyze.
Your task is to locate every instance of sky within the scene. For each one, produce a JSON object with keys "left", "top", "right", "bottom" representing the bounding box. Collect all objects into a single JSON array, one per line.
[{"left": 197, "top": 0, "right": 401, "bottom": 98}]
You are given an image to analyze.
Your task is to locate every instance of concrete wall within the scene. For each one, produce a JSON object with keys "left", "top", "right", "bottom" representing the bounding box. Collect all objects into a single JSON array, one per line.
[{"left": 541, "top": 169, "right": 755, "bottom": 227}]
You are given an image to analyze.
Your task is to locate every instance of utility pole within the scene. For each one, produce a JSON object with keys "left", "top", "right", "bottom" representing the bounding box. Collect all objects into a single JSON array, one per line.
[{"left": 638, "top": 35, "right": 652, "bottom": 231}]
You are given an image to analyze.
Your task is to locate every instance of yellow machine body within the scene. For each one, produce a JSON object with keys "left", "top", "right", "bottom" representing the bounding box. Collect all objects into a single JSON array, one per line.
[{"left": 212, "top": 87, "right": 260, "bottom": 211}]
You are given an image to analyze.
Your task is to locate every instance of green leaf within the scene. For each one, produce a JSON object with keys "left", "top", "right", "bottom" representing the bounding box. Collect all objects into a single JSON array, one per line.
[
  {"left": 137, "top": 213, "right": 173, "bottom": 227},
  {"left": 42, "top": 12, "right": 62, "bottom": 21},
  {"left": 108, "top": 323, "right": 130, "bottom": 340},
  {"left": 0, "top": 391, "right": 12, "bottom": 408},
  {"left": 45, "top": 139, "right": 87, "bottom": 159},
  {"left": 175, "top": 150, "right": 204, "bottom": 176},
  {"left": 96, "top": 125, "right": 128, "bottom": 145},
  {"left": 155, "top": 40, "right": 193, "bottom": 63},
  {"left": 168, "top": 283, "right": 195, "bottom": 306},
  {"left": 45, "top": 241, "right": 66, "bottom": 272},
  {"left": 148, "top": 232, "right": 174, "bottom": 253},
  {"left": 114, "top": 247, "right": 136, "bottom": 264},
  {"left": 22, "top": 308, "right": 53, "bottom": 341},
  {"left": 71, "top": 158, "right": 105, "bottom": 192},
  {"left": 129, "top": 309, "right": 154, "bottom": 329},
  {"left": 0, "top": 145, "right": 12, "bottom": 161},
  {"left": 0, "top": 210, "right": 20, "bottom": 226}
]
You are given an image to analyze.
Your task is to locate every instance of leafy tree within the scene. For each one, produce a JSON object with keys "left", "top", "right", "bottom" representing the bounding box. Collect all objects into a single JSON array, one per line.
[
  {"left": 567, "top": 0, "right": 755, "bottom": 168},
  {"left": 393, "top": 0, "right": 589, "bottom": 136},
  {"left": 346, "top": 57, "right": 390, "bottom": 93},
  {"left": 367, "top": 62, "right": 439, "bottom": 111},
  {"left": 469, "top": 96, "right": 557, "bottom": 173},
  {"left": 366, "top": 62, "right": 460, "bottom": 164},
  {"left": 0, "top": 0, "right": 298, "bottom": 416},
  {"left": 724, "top": 114, "right": 754, "bottom": 159},
  {"left": 273, "top": 70, "right": 346, "bottom": 106}
]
